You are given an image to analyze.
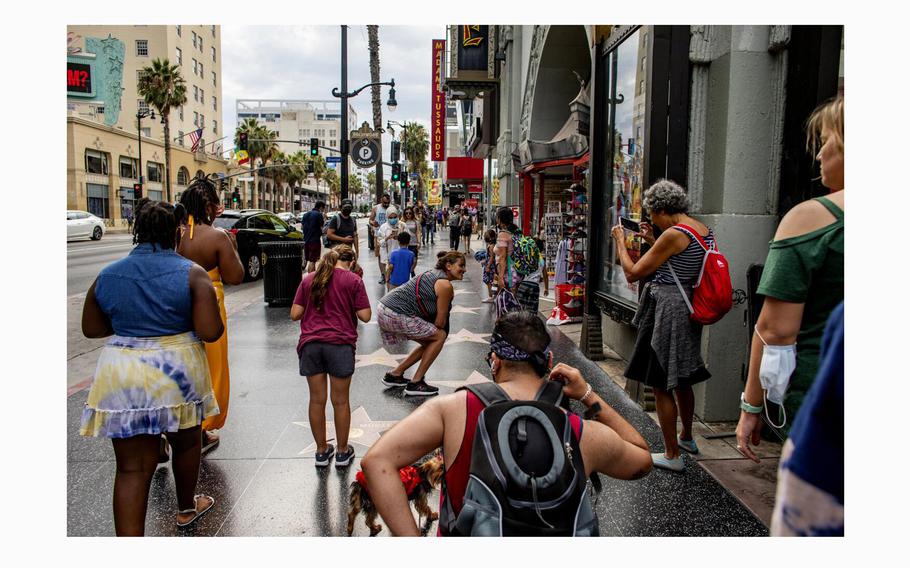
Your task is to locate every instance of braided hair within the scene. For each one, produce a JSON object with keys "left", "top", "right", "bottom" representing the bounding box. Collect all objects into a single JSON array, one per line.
[
  {"left": 179, "top": 174, "right": 220, "bottom": 225},
  {"left": 132, "top": 198, "right": 186, "bottom": 250}
]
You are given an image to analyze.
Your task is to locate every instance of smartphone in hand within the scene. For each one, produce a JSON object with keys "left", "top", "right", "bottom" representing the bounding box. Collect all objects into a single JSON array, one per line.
[{"left": 620, "top": 217, "right": 641, "bottom": 233}]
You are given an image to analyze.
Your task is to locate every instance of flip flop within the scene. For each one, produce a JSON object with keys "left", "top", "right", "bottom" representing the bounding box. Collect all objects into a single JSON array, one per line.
[
  {"left": 201, "top": 430, "right": 220, "bottom": 455},
  {"left": 177, "top": 494, "right": 215, "bottom": 528}
]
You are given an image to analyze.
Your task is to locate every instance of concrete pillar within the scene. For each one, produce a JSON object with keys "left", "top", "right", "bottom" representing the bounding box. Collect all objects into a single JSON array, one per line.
[{"left": 687, "top": 25, "right": 788, "bottom": 420}]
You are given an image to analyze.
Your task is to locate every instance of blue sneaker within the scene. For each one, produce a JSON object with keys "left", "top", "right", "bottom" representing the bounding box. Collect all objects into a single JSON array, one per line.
[
  {"left": 678, "top": 436, "right": 699, "bottom": 455},
  {"left": 314, "top": 443, "right": 335, "bottom": 467},
  {"left": 335, "top": 446, "right": 355, "bottom": 468}
]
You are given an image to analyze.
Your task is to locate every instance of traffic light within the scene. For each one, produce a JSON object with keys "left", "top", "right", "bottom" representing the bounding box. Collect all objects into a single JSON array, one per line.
[
  {"left": 391, "top": 162, "right": 401, "bottom": 182},
  {"left": 133, "top": 183, "right": 143, "bottom": 200},
  {"left": 232, "top": 189, "right": 240, "bottom": 204},
  {"left": 391, "top": 140, "right": 401, "bottom": 162},
  {"left": 310, "top": 137, "right": 319, "bottom": 156},
  {"left": 402, "top": 169, "right": 409, "bottom": 189},
  {"left": 238, "top": 132, "right": 248, "bottom": 151}
]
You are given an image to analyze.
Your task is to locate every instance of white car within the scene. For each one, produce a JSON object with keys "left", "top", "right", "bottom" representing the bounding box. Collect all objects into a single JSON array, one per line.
[{"left": 67, "top": 210, "right": 106, "bottom": 241}]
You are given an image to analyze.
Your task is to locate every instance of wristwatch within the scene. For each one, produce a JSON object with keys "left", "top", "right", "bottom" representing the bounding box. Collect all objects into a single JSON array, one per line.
[{"left": 740, "top": 392, "right": 763, "bottom": 414}]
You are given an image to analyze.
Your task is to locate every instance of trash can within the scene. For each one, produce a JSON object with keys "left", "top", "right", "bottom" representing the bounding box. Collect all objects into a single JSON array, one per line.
[{"left": 260, "top": 241, "right": 304, "bottom": 307}]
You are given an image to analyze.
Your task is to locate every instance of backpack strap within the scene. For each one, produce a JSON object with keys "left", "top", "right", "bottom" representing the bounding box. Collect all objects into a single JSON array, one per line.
[
  {"left": 534, "top": 380, "right": 566, "bottom": 407},
  {"left": 667, "top": 263, "right": 695, "bottom": 315},
  {"left": 458, "top": 382, "right": 511, "bottom": 407},
  {"left": 673, "top": 223, "right": 713, "bottom": 251}
]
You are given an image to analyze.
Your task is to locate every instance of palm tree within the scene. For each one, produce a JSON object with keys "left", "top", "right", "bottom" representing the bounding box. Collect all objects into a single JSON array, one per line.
[
  {"left": 367, "top": 25, "right": 384, "bottom": 203},
  {"left": 137, "top": 58, "right": 187, "bottom": 202},
  {"left": 288, "top": 151, "right": 308, "bottom": 211},
  {"left": 402, "top": 122, "right": 430, "bottom": 199},
  {"left": 235, "top": 119, "right": 279, "bottom": 209},
  {"left": 270, "top": 152, "right": 291, "bottom": 211},
  {"left": 311, "top": 154, "right": 327, "bottom": 203}
]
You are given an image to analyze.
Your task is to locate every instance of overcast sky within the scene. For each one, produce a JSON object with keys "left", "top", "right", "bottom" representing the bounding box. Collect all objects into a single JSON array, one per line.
[{"left": 222, "top": 25, "right": 446, "bottom": 165}]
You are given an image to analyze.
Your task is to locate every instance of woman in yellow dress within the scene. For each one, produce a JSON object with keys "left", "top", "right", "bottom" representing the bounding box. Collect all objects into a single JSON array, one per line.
[{"left": 177, "top": 176, "right": 245, "bottom": 452}]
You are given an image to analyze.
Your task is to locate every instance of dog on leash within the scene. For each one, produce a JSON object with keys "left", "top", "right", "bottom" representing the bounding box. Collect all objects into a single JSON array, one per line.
[{"left": 346, "top": 455, "right": 444, "bottom": 536}]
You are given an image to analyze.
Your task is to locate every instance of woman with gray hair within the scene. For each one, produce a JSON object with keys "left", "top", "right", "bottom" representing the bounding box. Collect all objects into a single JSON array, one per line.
[{"left": 610, "top": 179, "right": 715, "bottom": 472}]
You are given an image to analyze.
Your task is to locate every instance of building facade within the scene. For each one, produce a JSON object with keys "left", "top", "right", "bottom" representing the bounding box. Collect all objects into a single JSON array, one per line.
[
  {"left": 67, "top": 25, "right": 229, "bottom": 223},
  {"left": 449, "top": 24, "right": 843, "bottom": 422}
]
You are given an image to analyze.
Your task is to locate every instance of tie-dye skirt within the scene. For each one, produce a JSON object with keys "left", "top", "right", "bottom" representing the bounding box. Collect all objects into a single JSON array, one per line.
[{"left": 79, "top": 332, "right": 221, "bottom": 439}]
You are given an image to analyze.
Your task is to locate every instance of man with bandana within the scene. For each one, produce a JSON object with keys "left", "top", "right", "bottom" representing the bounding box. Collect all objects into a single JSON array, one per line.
[
  {"left": 361, "top": 310, "right": 653, "bottom": 536},
  {"left": 327, "top": 198, "right": 359, "bottom": 258}
]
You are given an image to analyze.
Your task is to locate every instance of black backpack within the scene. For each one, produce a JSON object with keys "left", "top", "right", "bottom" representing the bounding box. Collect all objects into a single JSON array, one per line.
[{"left": 439, "top": 381, "right": 599, "bottom": 536}]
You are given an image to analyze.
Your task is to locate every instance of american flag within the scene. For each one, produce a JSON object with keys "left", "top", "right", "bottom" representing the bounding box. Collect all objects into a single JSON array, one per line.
[{"left": 189, "top": 128, "right": 204, "bottom": 152}]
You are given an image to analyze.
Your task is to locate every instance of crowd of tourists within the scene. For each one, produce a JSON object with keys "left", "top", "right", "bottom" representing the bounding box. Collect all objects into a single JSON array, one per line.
[{"left": 79, "top": 96, "right": 843, "bottom": 537}]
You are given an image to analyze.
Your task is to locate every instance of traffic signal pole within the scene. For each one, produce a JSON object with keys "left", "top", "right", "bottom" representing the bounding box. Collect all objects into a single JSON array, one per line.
[{"left": 340, "top": 25, "right": 349, "bottom": 201}]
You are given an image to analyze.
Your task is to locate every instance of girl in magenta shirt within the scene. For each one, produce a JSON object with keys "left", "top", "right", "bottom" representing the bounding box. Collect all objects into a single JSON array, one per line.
[{"left": 291, "top": 245, "right": 372, "bottom": 468}]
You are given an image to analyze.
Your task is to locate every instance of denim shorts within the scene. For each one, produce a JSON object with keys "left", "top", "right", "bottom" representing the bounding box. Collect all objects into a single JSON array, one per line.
[{"left": 298, "top": 342, "right": 355, "bottom": 378}]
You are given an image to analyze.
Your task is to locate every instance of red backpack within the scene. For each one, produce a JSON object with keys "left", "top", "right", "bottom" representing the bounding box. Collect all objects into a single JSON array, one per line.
[{"left": 667, "top": 224, "right": 732, "bottom": 325}]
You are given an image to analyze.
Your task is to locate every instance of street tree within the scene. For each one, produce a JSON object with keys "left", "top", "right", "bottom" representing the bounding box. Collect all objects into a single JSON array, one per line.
[
  {"left": 367, "top": 25, "right": 385, "bottom": 203},
  {"left": 235, "top": 117, "right": 274, "bottom": 208},
  {"left": 402, "top": 121, "right": 430, "bottom": 199},
  {"left": 137, "top": 58, "right": 187, "bottom": 202}
]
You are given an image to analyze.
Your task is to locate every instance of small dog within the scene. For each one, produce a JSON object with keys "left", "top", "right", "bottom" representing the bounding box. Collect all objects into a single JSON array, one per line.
[{"left": 346, "top": 455, "right": 444, "bottom": 536}]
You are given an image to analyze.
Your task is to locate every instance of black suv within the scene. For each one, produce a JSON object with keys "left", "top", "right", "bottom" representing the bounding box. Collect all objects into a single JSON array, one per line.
[{"left": 213, "top": 209, "right": 304, "bottom": 281}]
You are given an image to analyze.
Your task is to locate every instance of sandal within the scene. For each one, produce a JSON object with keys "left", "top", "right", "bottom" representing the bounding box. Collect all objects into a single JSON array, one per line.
[
  {"left": 201, "top": 430, "right": 220, "bottom": 455},
  {"left": 176, "top": 494, "right": 215, "bottom": 528},
  {"left": 678, "top": 436, "right": 699, "bottom": 455}
]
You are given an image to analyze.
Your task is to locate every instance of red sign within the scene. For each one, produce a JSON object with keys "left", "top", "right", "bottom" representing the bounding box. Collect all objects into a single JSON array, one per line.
[
  {"left": 431, "top": 39, "right": 446, "bottom": 162},
  {"left": 465, "top": 198, "right": 478, "bottom": 209},
  {"left": 67, "top": 61, "right": 92, "bottom": 94},
  {"left": 468, "top": 183, "right": 483, "bottom": 194}
]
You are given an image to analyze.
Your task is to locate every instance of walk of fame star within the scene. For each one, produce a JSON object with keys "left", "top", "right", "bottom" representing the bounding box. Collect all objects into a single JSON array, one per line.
[
  {"left": 354, "top": 347, "right": 408, "bottom": 369},
  {"left": 449, "top": 305, "right": 482, "bottom": 315},
  {"left": 444, "top": 328, "right": 492, "bottom": 345},
  {"left": 294, "top": 406, "right": 398, "bottom": 455},
  {"left": 428, "top": 370, "right": 491, "bottom": 389}
]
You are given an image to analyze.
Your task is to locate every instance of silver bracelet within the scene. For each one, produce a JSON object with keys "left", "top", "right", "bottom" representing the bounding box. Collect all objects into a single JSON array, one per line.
[{"left": 579, "top": 383, "right": 594, "bottom": 404}]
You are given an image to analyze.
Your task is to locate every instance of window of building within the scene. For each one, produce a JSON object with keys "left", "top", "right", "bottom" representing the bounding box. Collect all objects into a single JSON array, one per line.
[
  {"left": 119, "top": 156, "right": 138, "bottom": 179},
  {"left": 87, "top": 183, "right": 109, "bottom": 219},
  {"left": 200, "top": 89, "right": 204, "bottom": 105},
  {"left": 137, "top": 100, "right": 149, "bottom": 114},
  {"left": 192, "top": 31, "right": 197, "bottom": 48},
  {"left": 141, "top": 128, "right": 151, "bottom": 138},
  {"left": 147, "top": 162, "right": 163, "bottom": 183},
  {"left": 200, "top": 114, "right": 205, "bottom": 129},
  {"left": 330, "top": 140, "right": 336, "bottom": 148},
  {"left": 198, "top": 36, "right": 203, "bottom": 52},
  {"left": 137, "top": 69, "right": 148, "bottom": 87},
  {"left": 193, "top": 85, "right": 198, "bottom": 101},
  {"left": 211, "top": 25, "right": 216, "bottom": 37},
  {"left": 176, "top": 47, "right": 182, "bottom": 65},
  {"left": 176, "top": 25, "right": 181, "bottom": 37},
  {"left": 96, "top": 105, "right": 105, "bottom": 115},
  {"left": 194, "top": 111, "right": 199, "bottom": 126},
  {"left": 193, "top": 58, "right": 198, "bottom": 75},
  {"left": 211, "top": 46, "right": 216, "bottom": 62},
  {"left": 177, "top": 167, "right": 190, "bottom": 185},
  {"left": 330, "top": 129, "right": 336, "bottom": 137},
  {"left": 199, "top": 62, "right": 203, "bottom": 77},
  {"left": 136, "top": 40, "right": 148, "bottom": 57},
  {"left": 641, "top": 55, "right": 647, "bottom": 71},
  {"left": 212, "top": 71, "right": 216, "bottom": 86},
  {"left": 178, "top": 130, "right": 185, "bottom": 146},
  {"left": 178, "top": 106, "right": 184, "bottom": 120},
  {"left": 213, "top": 120, "right": 217, "bottom": 134},
  {"left": 213, "top": 96, "right": 217, "bottom": 111}
]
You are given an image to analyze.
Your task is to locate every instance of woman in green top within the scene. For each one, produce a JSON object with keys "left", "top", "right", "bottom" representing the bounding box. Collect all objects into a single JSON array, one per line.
[{"left": 736, "top": 96, "right": 844, "bottom": 462}]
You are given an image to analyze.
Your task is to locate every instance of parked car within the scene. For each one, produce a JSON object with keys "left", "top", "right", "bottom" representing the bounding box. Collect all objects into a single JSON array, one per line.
[
  {"left": 67, "top": 210, "right": 106, "bottom": 241},
  {"left": 277, "top": 212, "right": 297, "bottom": 224},
  {"left": 213, "top": 210, "right": 303, "bottom": 281}
]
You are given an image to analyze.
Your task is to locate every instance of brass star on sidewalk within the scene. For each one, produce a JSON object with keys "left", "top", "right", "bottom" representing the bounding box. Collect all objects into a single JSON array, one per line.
[
  {"left": 449, "top": 305, "right": 482, "bottom": 315},
  {"left": 355, "top": 347, "right": 408, "bottom": 369},
  {"left": 294, "top": 406, "right": 398, "bottom": 455},
  {"left": 444, "top": 328, "right": 492, "bottom": 346},
  {"left": 429, "top": 370, "right": 491, "bottom": 389}
]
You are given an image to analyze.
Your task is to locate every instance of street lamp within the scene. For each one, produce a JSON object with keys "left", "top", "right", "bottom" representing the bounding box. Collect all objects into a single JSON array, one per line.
[
  {"left": 331, "top": 25, "right": 397, "bottom": 202},
  {"left": 136, "top": 107, "right": 155, "bottom": 198}
]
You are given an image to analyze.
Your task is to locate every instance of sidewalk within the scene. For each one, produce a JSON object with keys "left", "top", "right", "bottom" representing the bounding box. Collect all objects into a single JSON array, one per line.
[{"left": 67, "top": 233, "right": 768, "bottom": 536}]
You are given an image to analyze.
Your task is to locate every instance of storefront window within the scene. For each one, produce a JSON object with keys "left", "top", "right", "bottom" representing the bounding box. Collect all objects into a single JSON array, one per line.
[
  {"left": 600, "top": 28, "right": 648, "bottom": 306},
  {"left": 147, "top": 162, "right": 163, "bottom": 183},
  {"left": 87, "top": 183, "right": 109, "bottom": 219}
]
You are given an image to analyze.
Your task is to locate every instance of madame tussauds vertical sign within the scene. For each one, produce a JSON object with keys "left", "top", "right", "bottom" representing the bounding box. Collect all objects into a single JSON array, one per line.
[{"left": 431, "top": 39, "right": 446, "bottom": 162}]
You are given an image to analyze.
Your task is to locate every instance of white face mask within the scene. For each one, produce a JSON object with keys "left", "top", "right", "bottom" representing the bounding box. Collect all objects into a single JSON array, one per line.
[{"left": 755, "top": 326, "right": 796, "bottom": 428}]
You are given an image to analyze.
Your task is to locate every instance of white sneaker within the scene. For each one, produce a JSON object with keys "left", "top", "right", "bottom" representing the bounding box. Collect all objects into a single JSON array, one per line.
[{"left": 482, "top": 297, "right": 495, "bottom": 303}]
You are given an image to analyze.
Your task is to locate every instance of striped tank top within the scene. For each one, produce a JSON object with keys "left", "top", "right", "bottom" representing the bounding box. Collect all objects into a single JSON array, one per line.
[
  {"left": 379, "top": 269, "right": 444, "bottom": 321},
  {"left": 653, "top": 225, "right": 715, "bottom": 285}
]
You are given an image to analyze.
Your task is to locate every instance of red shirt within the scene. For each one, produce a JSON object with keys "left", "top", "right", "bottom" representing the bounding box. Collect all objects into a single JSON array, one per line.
[
  {"left": 293, "top": 268, "right": 370, "bottom": 354},
  {"left": 439, "top": 390, "right": 583, "bottom": 535}
]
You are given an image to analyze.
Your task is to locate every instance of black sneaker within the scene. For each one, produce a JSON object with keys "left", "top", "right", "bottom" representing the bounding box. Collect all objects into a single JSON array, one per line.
[
  {"left": 404, "top": 380, "right": 440, "bottom": 397},
  {"left": 335, "top": 446, "right": 355, "bottom": 468},
  {"left": 382, "top": 373, "right": 409, "bottom": 387},
  {"left": 314, "top": 443, "right": 335, "bottom": 467}
]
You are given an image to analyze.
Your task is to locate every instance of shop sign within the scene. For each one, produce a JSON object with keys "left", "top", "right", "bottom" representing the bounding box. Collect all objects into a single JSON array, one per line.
[
  {"left": 431, "top": 39, "right": 446, "bottom": 161},
  {"left": 457, "top": 26, "right": 489, "bottom": 72},
  {"left": 428, "top": 179, "right": 442, "bottom": 206},
  {"left": 465, "top": 198, "right": 478, "bottom": 209},
  {"left": 468, "top": 183, "right": 483, "bottom": 194},
  {"left": 67, "top": 61, "right": 93, "bottom": 96},
  {"left": 492, "top": 178, "right": 500, "bottom": 205}
]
